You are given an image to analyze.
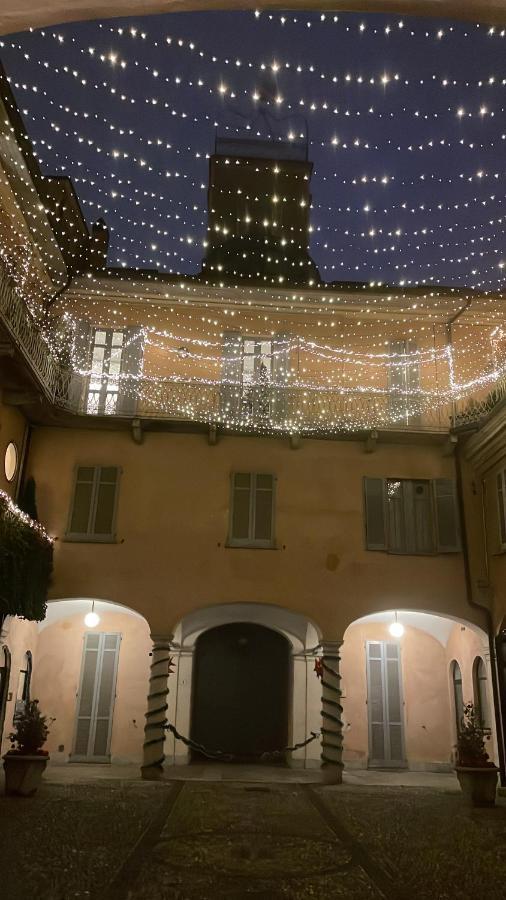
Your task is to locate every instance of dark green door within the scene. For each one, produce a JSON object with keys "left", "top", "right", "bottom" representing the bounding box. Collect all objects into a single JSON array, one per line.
[{"left": 191, "top": 623, "right": 290, "bottom": 761}]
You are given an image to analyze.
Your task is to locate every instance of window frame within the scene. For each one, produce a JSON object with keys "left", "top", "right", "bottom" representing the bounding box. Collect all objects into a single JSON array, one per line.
[
  {"left": 473, "top": 656, "right": 491, "bottom": 732},
  {"left": 227, "top": 472, "right": 276, "bottom": 549},
  {"left": 451, "top": 659, "right": 464, "bottom": 737},
  {"left": 65, "top": 465, "right": 121, "bottom": 543},
  {"left": 364, "top": 476, "right": 461, "bottom": 556},
  {"left": 496, "top": 468, "right": 506, "bottom": 550}
]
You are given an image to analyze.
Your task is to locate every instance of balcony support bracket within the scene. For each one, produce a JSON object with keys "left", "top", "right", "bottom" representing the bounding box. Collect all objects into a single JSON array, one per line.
[
  {"left": 208, "top": 424, "right": 218, "bottom": 446},
  {"left": 131, "top": 418, "right": 144, "bottom": 445},
  {"left": 364, "top": 431, "right": 378, "bottom": 453}
]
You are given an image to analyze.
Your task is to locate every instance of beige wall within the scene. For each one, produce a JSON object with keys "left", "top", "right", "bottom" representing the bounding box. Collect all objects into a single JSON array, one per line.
[
  {"left": 342, "top": 621, "right": 453, "bottom": 769},
  {"left": 33, "top": 610, "right": 151, "bottom": 763},
  {"left": 0, "top": 616, "right": 38, "bottom": 755},
  {"left": 26, "top": 425, "right": 473, "bottom": 637}
]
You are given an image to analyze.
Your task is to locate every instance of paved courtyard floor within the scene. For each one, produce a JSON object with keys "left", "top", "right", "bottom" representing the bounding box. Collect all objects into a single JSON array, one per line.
[{"left": 1, "top": 765, "right": 506, "bottom": 899}]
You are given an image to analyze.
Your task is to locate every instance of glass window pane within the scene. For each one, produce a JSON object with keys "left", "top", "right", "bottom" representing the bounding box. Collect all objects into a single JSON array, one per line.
[
  {"left": 254, "top": 488, "right": 272, "bottom": 541},
  {"left": 100, "top": 468, "right": 118, "bottom": 484},
  {"left": 112, "top": 332, "right": 124, "bottom": 346},
  {"left": 232, "top": 487, "right": 250, "bottom": 540},
  {"left": 70, "top": 481, "right": 93, "bottom": 534},
  {"left": 93, "top": 483, "right": 116, "bottom": 535},
  {"left": 94, "top": 331, "right": 107, "bottom": 345}
]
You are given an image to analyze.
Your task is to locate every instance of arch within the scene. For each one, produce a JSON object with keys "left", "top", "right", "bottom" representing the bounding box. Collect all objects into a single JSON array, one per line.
[
  {"left": 34, "top": 597, "right": 152, "bottom": 764},
  {"left": 450, "top": 659, "right": 464, "bottom": 736},
  {"left": 173, "top": 601, "right": 322, "bottom": 654},
  {"left": 0, "top": 3, "right": 504, "bottom": 40},
  {"left": 190, "top": 621, "right": 291, "bottom": 760},
  {"left": 473, "top": 655, "right": 490, "bottom": 730},
  {"left": 0, "top": 645, "right": 11, "bottom": 744}
]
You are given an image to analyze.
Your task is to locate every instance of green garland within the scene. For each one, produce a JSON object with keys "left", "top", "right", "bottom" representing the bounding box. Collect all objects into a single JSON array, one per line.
[{"left": 0, "top": 491, "right": 53, "bottom": 622}]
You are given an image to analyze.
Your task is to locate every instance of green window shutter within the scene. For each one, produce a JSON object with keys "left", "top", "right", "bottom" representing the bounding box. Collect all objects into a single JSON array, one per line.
[
  {"left": 254, "top": 474, "right": 274, "bottom": 542},
  {"left": 69, "top": 466, "right": 95, "bottom": 535},
  {"left": 364, "top": 478, "right": 387, "bottom": 550},
  {"left": 92, "top": 467, "right": 119, "bottom": 537},
  {"left": 433, "top": 478, "right": 461, "bottom": 553}
]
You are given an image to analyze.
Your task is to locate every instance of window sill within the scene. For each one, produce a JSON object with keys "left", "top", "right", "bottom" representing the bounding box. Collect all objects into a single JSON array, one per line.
[
  {"left": 63, "top": 535, "right": 118, "bottom": 544},
  {"left": 225, "top": 542, "right": 277, "bottom": 550}
]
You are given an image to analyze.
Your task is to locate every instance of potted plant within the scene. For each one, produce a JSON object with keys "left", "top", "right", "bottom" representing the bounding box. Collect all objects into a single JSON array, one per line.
[
  {"left": 3, "top": 700, "right": 52, "bottom": 796},
  {"left": 455, "top": 701, "right": 498, "bottom": 807}
]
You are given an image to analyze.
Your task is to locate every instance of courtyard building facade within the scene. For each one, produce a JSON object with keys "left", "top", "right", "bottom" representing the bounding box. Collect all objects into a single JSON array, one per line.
[{"left": 0, "top": 58, "right": 505, "bottom": 785}]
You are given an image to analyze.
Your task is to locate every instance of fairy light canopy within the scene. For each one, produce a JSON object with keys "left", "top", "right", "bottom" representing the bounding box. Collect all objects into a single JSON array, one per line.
[{"left": 1, "top": 10, "right": 506, "bottom": 434}]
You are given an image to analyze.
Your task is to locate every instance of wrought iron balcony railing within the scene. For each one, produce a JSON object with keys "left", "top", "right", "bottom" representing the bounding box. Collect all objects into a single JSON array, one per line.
[{"left": 0, "top": 265, "right": 62, "bottom": 403}]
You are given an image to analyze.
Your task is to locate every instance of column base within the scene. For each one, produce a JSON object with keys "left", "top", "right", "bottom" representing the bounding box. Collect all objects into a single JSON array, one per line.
[
  {"left": 141, "top": 763, "right": 165, "bottom": 781},
  {"left": 321, "top": 764, "right": 343, "bottom": 785}
]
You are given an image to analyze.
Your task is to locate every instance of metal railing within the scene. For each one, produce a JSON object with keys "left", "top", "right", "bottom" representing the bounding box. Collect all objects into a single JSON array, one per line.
[
  {"left": 0, "top": 264, "right": 62, "bottom": 403},
  {"left": 452, "top": 375, "right": 506, "bottom": 428}
]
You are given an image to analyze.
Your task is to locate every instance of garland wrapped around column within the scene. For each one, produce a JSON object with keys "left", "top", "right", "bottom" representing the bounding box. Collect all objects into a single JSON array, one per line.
[
  {"left": 141, "top": 635, "right": 173, "bottom": 780},
  {"left": 320, "top": 640, "right": 344, "bottom": 784}
]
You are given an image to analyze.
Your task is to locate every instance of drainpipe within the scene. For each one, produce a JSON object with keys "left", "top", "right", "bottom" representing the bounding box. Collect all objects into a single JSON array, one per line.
[{"left": 454, "top": 442, "right": 506, "bottom": 785}]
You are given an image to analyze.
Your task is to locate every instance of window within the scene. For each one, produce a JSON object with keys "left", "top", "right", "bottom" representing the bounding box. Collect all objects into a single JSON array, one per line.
[
  {"left": 451, "top": 660, "right": 464, "bottom": 735},
  {"left": 229, "top": 473, "right": 275, "bottom": 547},
  {"left": 0, "top": 646, "right": 11, "bottom": 744},
  {"left": 364, "top": 477, "right": 460, "bottom": 554},
  {"left": 4, "top": 442, "right": 18, "bottom": 483},
  {"left": 67, "top": 466, "right": 120, "bottom": 541},
  {"left": 241, "top": 338, "right": 272, "bottom": 418},
  {"left": 473, "top": 656, "right": 490, "bottom": 730},
  {"left": 86, "top": 327, "right": 144, "bottom": 416},
  {"left": 497, "top": 469, "right": 506, "bottom": 548},
  {"left": 87, "top": 329, "right": 125, "bottom": 415},
  {"left": 14, "top": 650, "right": 32, "bottom": 718}
]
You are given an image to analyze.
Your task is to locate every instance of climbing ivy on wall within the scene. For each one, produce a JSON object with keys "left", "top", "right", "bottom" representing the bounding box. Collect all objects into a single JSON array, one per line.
[{"left": 0, "top": 488, "right": 53, "bottom": 623}]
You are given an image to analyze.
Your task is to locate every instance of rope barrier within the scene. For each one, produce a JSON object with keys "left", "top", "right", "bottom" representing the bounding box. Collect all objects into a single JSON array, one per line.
[{"left": 165, "top": 722, "right": 320, "bottom": 762}]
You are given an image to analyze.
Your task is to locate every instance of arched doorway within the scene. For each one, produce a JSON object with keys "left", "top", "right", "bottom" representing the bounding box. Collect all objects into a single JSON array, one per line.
[{"left": 190, "top": 622, "right": 290, "bottom": 761}]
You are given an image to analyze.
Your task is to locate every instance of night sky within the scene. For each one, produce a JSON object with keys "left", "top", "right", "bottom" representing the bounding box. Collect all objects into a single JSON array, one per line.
[{"left": 2, "top": 9, "right": 506, "bottom": 290}]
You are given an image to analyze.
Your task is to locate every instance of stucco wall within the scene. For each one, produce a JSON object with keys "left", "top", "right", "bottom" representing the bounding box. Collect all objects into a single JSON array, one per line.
[
  {"left": 32, "top": 610, "right": 152, "bottom": 762},
  {"left": 0, "top": 615, "right": 38, "bottom": 755},
  {"left": 26, "top": 425, "right": 471, "bottom": 636},
  {"left": 341, "top": 621, "right": 453, "bottom": 769}
]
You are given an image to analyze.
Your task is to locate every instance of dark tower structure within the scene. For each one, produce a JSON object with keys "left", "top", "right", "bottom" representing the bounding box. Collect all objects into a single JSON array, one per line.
[{"left": 201, "top": 136, "right": 320, "bottom": 287}]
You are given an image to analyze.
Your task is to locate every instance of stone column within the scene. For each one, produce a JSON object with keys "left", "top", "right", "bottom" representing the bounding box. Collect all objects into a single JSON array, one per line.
[
  {"left": 141, "top": 634, "right": 173, "bottom": 780},
  {"left": 320, "top": 640, "right": 344, "bottom": 784}
]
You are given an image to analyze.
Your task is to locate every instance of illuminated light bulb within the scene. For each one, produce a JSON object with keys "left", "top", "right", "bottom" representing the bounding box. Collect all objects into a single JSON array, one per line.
[
  {"left": 389, "top": 613, "right": 404, "bottom": 638},
  {"left": 84, "top": 601, "right": 100, "bottom": 628},
  {"left": 218, "top": 83, "right": 227, "bottom": 95}
]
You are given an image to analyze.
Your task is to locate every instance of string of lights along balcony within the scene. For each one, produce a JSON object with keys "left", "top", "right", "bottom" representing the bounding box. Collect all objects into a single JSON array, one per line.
[{"left": 1, "top": 10, "right": 506, "bottom": 433}]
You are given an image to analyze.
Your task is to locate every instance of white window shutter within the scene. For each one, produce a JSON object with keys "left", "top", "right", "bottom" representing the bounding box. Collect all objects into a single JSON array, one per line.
[
  {"left": 119, "top": 327, "right": 144, "bottom": 416},
  {"left": 271, "top": 332, "right": 291, "bottom": 425},
  {"left": 364, "top": 478, "right": 387, "bottom": 550},
  {"left": 220, "top": 331, "right": 242, "bottom": 420},
  {"left": 68, "top": 321, "right": 92, "bottom": 411},
  {"left": 434, "top": 478, "right": 461, "bottom": 553}
]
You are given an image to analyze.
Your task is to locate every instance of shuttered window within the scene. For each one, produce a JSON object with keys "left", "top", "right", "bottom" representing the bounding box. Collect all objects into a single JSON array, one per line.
[
  {"left": 497, "top": 470, "right": 506, "bottom": 548},
  {"left": 364, "top": 476, "right": 460, "bottom": 554},
  {"left": 229, "top": 473, "right": 275, "bottom": 547},
  {"left": 67, "top": 466, "right": 120, "bottom": 541},
  {"left": 451, "top": 660, "right": 464, "bottom": 735},
  {"left": 73, "top": 632, "right": 120, "bottom": 760},
  {"left": 473, "top": 657, "right": 490, "bottom": 730}
]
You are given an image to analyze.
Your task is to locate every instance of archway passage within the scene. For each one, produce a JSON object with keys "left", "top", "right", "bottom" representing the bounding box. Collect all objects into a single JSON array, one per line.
[{"left": 190, "top": 622, "right": 290, "bottom": 762}]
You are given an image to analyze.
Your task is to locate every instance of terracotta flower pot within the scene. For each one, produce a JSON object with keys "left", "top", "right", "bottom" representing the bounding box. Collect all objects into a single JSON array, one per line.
[
  {"left": 455, "top": 765, "right": 498, "bottom": 807},
  {"left": 3, "top": 753, "right": 49, "bottom": 797}
]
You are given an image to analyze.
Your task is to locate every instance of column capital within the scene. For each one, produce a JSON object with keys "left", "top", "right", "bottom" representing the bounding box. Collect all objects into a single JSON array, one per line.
[
  {"left": 149, "top": 634, "right": 174, "bottom": 646},
  {"left": 320, "top": 640, "right": 343, "bottom": 655}
]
